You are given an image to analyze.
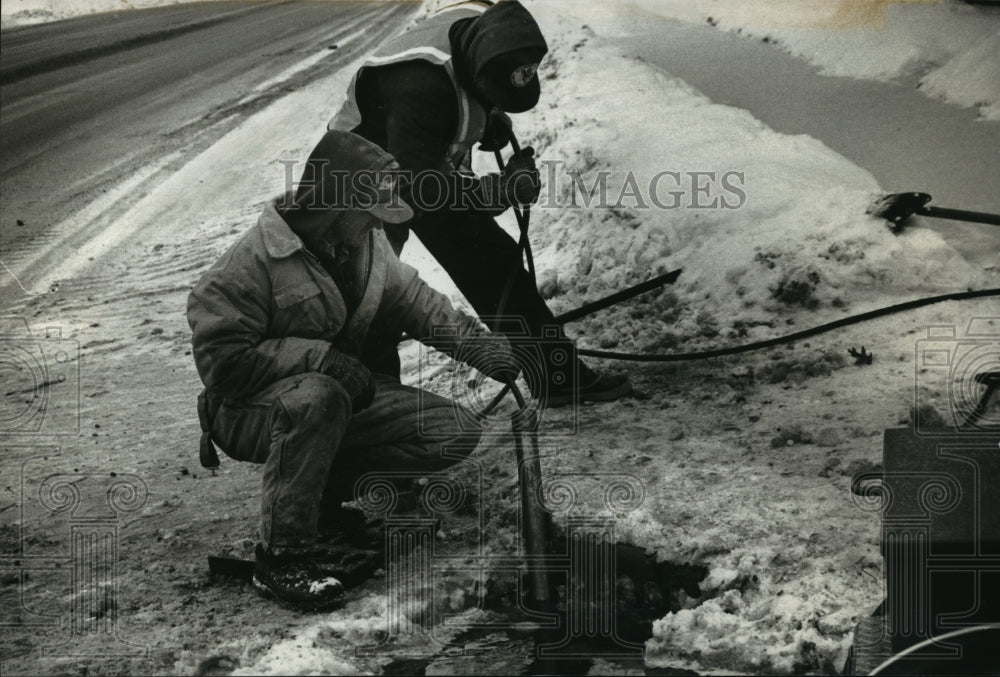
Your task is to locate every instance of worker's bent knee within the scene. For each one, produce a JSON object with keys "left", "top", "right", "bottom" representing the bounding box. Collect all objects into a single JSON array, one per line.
[
  {"left": 441, "top": 406, "right": 483, "bottom": 458},
  {"left": 275, "top": 372, "right": 351, "bottom": 427},
  {"left": 440, "top": 432, "right": 481, "bottom": 463}
]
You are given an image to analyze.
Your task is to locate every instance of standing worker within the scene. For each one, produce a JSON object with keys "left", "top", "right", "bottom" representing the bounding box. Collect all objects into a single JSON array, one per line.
[{"left": 327, "top": 0, "right": 631, "bottom": 406}]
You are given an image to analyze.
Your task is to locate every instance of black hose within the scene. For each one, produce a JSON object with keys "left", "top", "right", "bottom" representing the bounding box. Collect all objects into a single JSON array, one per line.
[
  {"left": 868, "top": 625, "right": 1000, "bottom": 675},
  {"left": 521, "top": 206, "right": 536, "bottom": 283},
  {"left": 577, "top": 287, "right": 1000, "bottom": 362},
  {"left": 481, "top": 138, "right": 536, "bottom": 414},
  {"left": 491, "top": 147, "right": 537, "bottom": 331}
]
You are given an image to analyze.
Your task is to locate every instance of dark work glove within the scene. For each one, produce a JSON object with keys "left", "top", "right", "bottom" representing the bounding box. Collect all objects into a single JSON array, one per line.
[
  {"left": 464, "top": 147, "right": 540, "bottom": 213},
  {"left": 320, "top": 349, "right": 376, "bottom": 412},
  {"left": 478, "top": 109, "right": 513, "bottom": 152},
  {"left": 460, "top": 332, "right": 519, "bottom": 385},
  {"left": 501, "top": 147, "right": 540, "bottom": 208}
]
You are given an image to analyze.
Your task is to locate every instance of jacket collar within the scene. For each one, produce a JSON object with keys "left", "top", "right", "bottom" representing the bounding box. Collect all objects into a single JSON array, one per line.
[{"left": 259, "top": 201, "right": 306, "bottom": 259}]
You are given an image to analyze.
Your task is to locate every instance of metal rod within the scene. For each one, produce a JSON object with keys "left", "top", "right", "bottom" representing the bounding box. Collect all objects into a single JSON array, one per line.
[
  {"left": 554, "top": 268, "right": 682, "bottom": 324},
  {"left": 512, "top": 408, "right": 551, "bottom": 608},
  {"left": 919, "top": 206, "right": 1000, "bottom": 227}
]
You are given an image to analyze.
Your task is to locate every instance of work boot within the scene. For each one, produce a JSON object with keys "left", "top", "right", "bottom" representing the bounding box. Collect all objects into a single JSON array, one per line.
[
  {"left": 544, "top": 363, "right": 632, "bottom": 408},
  {"left": 252, "top": 544, "right": 345, "bottom": 611},
  {"left": 320, "top": 511, "right": 385, "bottom": 554},
  {"left": 317, "top": 502, "right": 370, "bottom": 538}
]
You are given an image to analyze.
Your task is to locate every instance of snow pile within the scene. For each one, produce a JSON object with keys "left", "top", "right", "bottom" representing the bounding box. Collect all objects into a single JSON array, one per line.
[
  {"left": 231, "top": 594, "right": 387, "bottom": 675},
  {"left": 489, "top": 6, "right": 992, "bottom": 672},
  {"left": 501, "top": 18, "right": 990, "bottom": 359},
  {"left": 624, "top": 495, "right": 880, "bottom": 674},
  {"left": 647, "top": 548, "right": 861, "bottom": 674},
  {"left": 623, "top": 0, "right": 1000, "bottom": 120},
  {"left": 920, "top": 31, "right": 1000, "bottom": 118}
]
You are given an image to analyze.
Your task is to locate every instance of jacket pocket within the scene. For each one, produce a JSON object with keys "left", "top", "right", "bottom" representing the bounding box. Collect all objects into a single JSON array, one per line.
[{"left": 273, "top": 280, "right": 321, "bottom": 308}]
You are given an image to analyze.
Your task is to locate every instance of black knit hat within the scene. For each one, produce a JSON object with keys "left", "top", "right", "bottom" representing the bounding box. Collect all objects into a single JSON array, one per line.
[{"left": 458, "top": 1, "right": 548, "bottom": 113}]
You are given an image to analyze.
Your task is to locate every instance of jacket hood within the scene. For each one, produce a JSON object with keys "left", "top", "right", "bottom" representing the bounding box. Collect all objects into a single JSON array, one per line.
[{"left": 451, "top": 1, "right": 548, "bottom": 113}]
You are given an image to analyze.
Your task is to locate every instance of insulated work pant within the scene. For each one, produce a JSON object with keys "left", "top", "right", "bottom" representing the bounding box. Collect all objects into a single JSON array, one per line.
[
  {"left": 209, "top": 372, "right": 481, "bottom": 548},
  {"left": 389, "top": 209, "right": 582, "bottom": 396}
]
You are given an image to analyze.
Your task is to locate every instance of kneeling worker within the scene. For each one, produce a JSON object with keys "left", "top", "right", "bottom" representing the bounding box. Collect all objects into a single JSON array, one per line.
[{"left": 187, "top": 130, "right": 514, "bottom": 611}]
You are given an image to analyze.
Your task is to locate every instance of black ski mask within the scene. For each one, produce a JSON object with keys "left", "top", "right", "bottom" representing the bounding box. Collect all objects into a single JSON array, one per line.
[{"left": 450, "top": 1, "right": 549, "bottom": 113}]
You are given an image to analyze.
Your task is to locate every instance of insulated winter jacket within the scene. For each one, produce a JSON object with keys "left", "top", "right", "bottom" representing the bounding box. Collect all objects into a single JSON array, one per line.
[
  {"left": 327, "top": 1, "right": 547, "bottom": 218},
  {"left": 186, "top": 201, "right": 473, "bottom": 401},
  {"left": 330, "top": 3, "right": 489, "bottom": 172}
]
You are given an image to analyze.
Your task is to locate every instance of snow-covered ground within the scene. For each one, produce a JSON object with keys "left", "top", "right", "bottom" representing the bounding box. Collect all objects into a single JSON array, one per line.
[
  {"left": 414, "top": 1, "right": 1000, "bottom": 120},
  {"left": 413, "top": 0, "right": 997, "bottom": 354},
  {"left": 625, "top": 0, "right": 1000, "bottom": 120},
  {"left": 2, "top": 1, "right": 997, "bottom": 675},
  {"left": 258, "top": 1, "right": 998, "bottom": 672},
  {"left": 8, "top": 1, "right": 997, "bottom": 120},
  {"left": 489, "top": 2, "right": 998, "bottom": 672}
]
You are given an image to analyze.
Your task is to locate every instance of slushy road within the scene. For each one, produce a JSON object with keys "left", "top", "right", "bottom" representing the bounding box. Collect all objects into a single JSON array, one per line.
[{"left": 1, "top": 1, "right": 414, "bottom": 298}]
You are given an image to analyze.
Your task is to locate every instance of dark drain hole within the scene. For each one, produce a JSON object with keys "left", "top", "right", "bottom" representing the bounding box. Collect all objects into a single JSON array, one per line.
[
  {"left": 382, "top": 542, "right": 707, "bottom": 675},
  {"left": 483, "top": 541, "right": 709, "bottom": 643}
]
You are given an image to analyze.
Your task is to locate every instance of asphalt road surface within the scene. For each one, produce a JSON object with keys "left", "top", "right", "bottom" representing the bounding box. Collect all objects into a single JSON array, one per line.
[{"left": 0, "top": 0, "right": 414, "bottom": 300}]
